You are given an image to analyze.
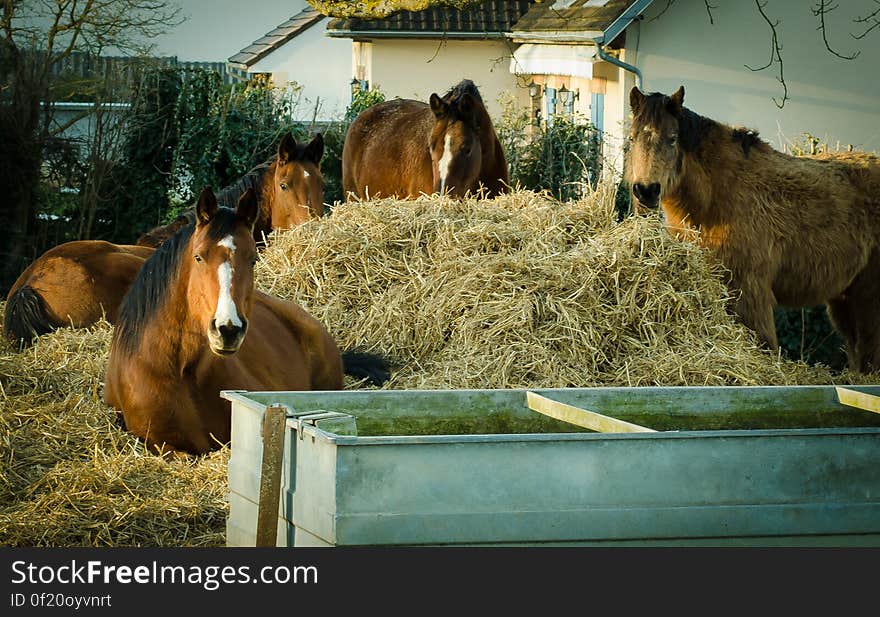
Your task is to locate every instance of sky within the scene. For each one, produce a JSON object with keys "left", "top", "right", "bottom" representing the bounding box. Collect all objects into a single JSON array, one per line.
[{"left": 149, "top": 0, "right": 309, "bottom": 62}]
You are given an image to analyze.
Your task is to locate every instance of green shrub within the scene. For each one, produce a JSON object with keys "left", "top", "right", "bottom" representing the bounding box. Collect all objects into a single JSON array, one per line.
[
  {"left": 114, "top": 67, "right": 182, "bottom": 241},
  {"left": 494, "top": 93, "right": 601, "bottom": 202},
  {"left": 166, "top": 72, "right": 309, "bottom": 219}
]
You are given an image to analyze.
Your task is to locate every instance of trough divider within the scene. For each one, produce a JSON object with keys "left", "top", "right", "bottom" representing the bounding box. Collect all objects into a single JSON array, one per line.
[
  {"left": 526, "top": 391, "right": 656, "bottom": 433},
  {"left": 836, "top": 387, "right": 880, "bottom": 415}
]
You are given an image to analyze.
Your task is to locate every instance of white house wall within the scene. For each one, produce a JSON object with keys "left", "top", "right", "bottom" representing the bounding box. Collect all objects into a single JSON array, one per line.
[
  {"left": 368, "top": 39, "right": 530, "bottom": 119},
  {"left": 250, "top": 18, "right": 352, "bottom": 122},
  {"left": 630, "top": 0, "right": 880, "bottom": 153}
]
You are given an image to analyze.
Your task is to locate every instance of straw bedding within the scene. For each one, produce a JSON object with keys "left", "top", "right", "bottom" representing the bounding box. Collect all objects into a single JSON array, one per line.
[{"left": 0, "top": 188, "right": 874, "bottom": 546}]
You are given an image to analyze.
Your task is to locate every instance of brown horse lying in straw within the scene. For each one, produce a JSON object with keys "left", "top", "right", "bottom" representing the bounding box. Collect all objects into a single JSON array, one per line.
[
  {"left": 4, "top": 241, "right": 154, "bottom": 346},
  {"left": 137, "top": 131, "right": 325, "bottom": 248},
  {"left": 105, "top": 187, "right": 389, "bottom": 455},
  {"left": 627, "top": 85, "right": 880, "bottom": 372},
  {"left": 342, "top": 79, "right": 509, "bottom": 200}
]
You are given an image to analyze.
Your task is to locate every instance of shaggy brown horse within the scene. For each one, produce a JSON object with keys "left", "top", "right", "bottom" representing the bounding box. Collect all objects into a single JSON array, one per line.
[
  {"left": 3, "top": 241, "right": 154, "bottom": 346},
  {"left": 137, "top": 131, "right": 325, "bottom": 248},
  {"left": 342, "top": 79, "right": 509, "bottom": 200},
  {"left": 626, "top": 85, "right": 880, "bottom": 372},
  {"left": 105, "top": 187, "right": 389, "bottom": 455}
]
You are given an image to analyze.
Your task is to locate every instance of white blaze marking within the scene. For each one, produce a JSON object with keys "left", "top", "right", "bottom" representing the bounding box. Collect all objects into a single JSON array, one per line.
[
  {"left": 437, "top": 133, "right": 453, "bottom": 194},
  {"left": 214, "top": 236, "right": 241, "bottom": 328},
  {"left": 218, "top": 235, "right": 236, "bottom": 252}
]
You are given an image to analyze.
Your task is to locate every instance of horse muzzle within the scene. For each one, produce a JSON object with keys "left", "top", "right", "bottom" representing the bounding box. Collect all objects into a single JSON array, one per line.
[
  {"left": 632, "top": 182, "right": 661, "bottom": 209},
  {"left": 208, "top": 319, "right": 248, "bottom": 356}
]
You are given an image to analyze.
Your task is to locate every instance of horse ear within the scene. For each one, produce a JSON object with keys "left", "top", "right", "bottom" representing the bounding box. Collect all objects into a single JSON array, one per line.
[
  {"left": 629, "top": 86, "right": 645, "bottom": 114},
  {"left": 278, "top": 131, "right": 296, "bottom": 164},
  {"left": 668, "top": 86, "right": 685, "bottom": 115},
  {"left": 429, "top": 93, "right": 448, "bottom": 118},
  {"left": 236, "top": 188, "right": 258, "bottom": 230},
  {"left": 305, "top": 133, "right": 324, "bottom": 165},
  {"left": 195, "top": 186, "right": 217, "bottom": 226}
]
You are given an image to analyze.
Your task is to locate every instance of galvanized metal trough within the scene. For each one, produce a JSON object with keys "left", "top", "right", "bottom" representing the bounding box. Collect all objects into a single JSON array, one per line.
[{"left": 222, "top": 385, "right": 880, "bottom": 547}]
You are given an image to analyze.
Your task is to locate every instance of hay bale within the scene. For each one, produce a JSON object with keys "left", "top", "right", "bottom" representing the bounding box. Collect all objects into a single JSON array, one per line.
[{"left": 258, "top": 190, "right": 868, "bottom": 388}]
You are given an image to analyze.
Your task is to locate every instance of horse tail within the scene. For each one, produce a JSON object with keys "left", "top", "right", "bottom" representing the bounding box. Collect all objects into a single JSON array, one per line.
[
  {"left": 3, "top": 285, "right": 55, "bottom": 347},
  {"left": 341, "top": 349, "right": 392, "bottom": 386}
]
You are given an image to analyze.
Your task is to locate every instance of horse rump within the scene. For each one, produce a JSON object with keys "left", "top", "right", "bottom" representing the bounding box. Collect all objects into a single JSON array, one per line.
[
  {"left": 341, "top": 349, "right": 392, "bottom": 386},
  {"left": 3, "top": 285, "right": 55, "bottom": 347}
]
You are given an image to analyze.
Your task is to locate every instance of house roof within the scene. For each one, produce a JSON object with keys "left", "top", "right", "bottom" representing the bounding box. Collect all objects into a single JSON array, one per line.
[
  {"left": 228, "top": 8, "right": 324, "bottom": 69},
  {"left": 326, "top": 0, "right": 534, "bottom": 39},
  {"left": 510, "top": 0, "right": 654, "bottom": 45}
]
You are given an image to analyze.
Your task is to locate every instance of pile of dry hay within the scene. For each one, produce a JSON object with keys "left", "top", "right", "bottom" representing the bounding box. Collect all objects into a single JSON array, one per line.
[
  {"left": 0, "top": 321, "right": 228, "bottom": 546},
  {"left": 259, "top": 189, "right": 868, "bottom": 388},
  {"left": 1, "top": 188, "right": 875, "bottom": 547}
]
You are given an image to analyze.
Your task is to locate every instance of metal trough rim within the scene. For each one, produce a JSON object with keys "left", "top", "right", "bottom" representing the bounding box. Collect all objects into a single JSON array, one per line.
[{"left": 221, "top": 387, "right": 880, "bottom": 446}]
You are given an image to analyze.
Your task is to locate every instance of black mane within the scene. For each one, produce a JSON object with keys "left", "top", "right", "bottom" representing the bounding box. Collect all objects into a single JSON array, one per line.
[
  {"left": 443, "top": 79, "right": 484, "bottom": 105},
  {"left": 115, "top": 207, "right": 243, "bottom": 355},
  {"left": 216, "top": 161, "right": 271, "bottom": 210},
  {"left": 637, "top": 92, "right": 766, "bottom": 157},
  {"left": 635, "top": 92, "right": 713, "bottom": 153},
  {"left": 731, "top": 127, "right": 764, "bottom": 157}
]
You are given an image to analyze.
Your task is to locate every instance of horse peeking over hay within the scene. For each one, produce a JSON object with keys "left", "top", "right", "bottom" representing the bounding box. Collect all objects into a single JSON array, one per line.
[
  {"left": 105, "top": 187, "right": 389, "bottom": 455},
  {"left": 626, "top": 85, "right": 880, "bottom": 373},
  {"left": 342, "top": 79, "right": 509, "bottom": 200},
  {"left": 137, "top": 131, "right": 325, "bottom": 248}
]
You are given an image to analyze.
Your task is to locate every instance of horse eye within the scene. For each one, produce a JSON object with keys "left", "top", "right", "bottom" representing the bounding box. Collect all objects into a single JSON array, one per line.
[
  {"left": 669, "top": 136, "right": 678, "bottom": 145},
  {"left": 280, "top": 182, "right": 288, "bottom": 191},
  {"left": 194, "top": 254, "right": 203, "bottom": 263}
]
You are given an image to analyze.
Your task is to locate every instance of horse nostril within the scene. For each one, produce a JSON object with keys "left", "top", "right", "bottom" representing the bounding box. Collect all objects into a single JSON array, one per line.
[
  {"left": 216, "top": 323, "right": 242, "bottom": 344},
  {"left": 633, "top": 182, "right": 661, "bottom": 205},
  {"left": 633, "top": 183, "right": 645, "bottom": 200},
  {"left": 210, "top": 319, "right": 217, "bottom": 332}
]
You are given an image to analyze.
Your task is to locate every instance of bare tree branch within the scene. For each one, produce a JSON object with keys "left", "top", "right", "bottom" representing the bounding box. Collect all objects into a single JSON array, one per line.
[
  {"left": 649, "top": 0, "right": 677, "bottom": 22},
  {"left": 812, "top": 0, "right": 859, "bottom": 59},
  {"left": 852, "top": 0, "right": 880, "bottom": 39},
  {"left": 703, "top": 0, "right": 717, "bottom": 25},
  {"left": 745, "top": 0, "right": 788, "bottom": 108}
]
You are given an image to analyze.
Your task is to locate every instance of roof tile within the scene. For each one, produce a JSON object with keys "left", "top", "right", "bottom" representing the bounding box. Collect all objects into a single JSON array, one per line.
[
  {"left": 228, "top": 7, "right": 323, "bottom": 68},
  {"left": 327, "top": 0, "right": 534, "bottom": 37},
  {"left": 513, "top": 0, "right": 638, "bottom": 34}
]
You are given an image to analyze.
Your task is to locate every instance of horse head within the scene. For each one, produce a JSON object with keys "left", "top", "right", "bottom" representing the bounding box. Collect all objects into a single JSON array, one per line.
[
  {"left": 428, "top": 85, "right": 484, "bottom": 198},
  {"left": 626, "top": 85, "right": 688, "bottom": 212},
  {"left": 272, "top": 131, "right": 325, "bottom": 229},
  {"left": 189, "top": 186, "right": 259, "bottom": 356}
]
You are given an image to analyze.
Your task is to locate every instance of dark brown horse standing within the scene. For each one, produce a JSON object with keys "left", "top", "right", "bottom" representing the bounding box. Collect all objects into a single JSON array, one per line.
[
  {"left": 342, "top": 79, "right": 509, "bottom": 200},
  {"left": 105, "top": 187, "right": 389, "bottom": 455},
  {"left": 4, "top": 241, "right": 154, "bottom": 346},
  {"left": 626, "top": 85, "right": 880, "bottom": 372},
  {"left": 137, "top": 131, "right": 325, "bottom": 248}
]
